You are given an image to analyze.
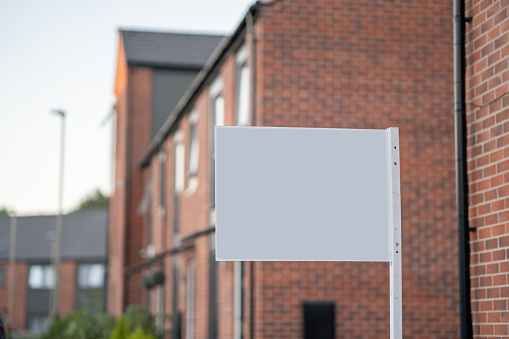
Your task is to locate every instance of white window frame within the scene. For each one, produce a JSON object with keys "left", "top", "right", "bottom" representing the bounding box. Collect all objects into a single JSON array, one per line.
[
  {"left": 158, "top": 148, "right": 167, "bottom": 219},
  {"left": 174, "top": 131, "right": 185, "bottom": 194},
  {"left": 28, "top": 265, "right": 54, "bottom": 289},
  {"left": 77, "top": 263, "right": 105, "bottom": 289},
  {"left": 210, "top": 76, "right": 225, "bottom": 127},
  {"left": 188, "top": 111, "right": 200, "bottom": 194},
  {"left": 235, "top": 44, "right": 250, "bottom": 126}
]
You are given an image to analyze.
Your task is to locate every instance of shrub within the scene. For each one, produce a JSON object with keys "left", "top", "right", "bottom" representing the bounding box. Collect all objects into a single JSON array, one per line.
[
  {"left": 42, "top": 305, "right": 159, "bottom": 339},
  {"left": 41, "top": 310, "right": 114, "bottom": 339}
]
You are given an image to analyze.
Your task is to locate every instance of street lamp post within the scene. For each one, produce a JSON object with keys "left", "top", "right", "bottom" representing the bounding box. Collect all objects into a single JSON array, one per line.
[
  {"left": 51, "top": 109, "right": 65, "bottom": 316},
  {"left": 8, "top": 212, "right": 17, "bottom": 329}
]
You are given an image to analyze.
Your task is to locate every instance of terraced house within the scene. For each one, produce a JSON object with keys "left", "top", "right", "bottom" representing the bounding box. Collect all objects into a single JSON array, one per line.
[
  {"left": 109, "top": 0, "right": 509, "bottom": 338},
  {"left": 0, "top": 209, "right": 108, "bottom": 333}
]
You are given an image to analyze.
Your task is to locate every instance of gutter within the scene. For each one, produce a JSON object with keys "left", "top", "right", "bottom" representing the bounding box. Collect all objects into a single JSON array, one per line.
[
  {"left": 453, "top": 0, "right": 473, "bottom": 338},
  {"left": 141, "top": 3, "right": 260, "bottom": 168},
  {"left": 125, "top": 62, "right": 203, "bottom": 72},
  {"left": 124, "top": 243, "right": 194, "bottom": 275},
  {"left": 124, "top": 227, "right": 215, "bottom": 274}
]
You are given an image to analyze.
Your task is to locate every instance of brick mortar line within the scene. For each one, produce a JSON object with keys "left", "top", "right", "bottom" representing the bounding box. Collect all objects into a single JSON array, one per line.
[
  {"left": 467, "top": 138, "right": 509, "bottom": 158},
  {"left": 466, "top": 157, "right": 509, "bottom": 178},
  {"left": 470, "top": 296, "right": 509, "bottom": 303},
  {"left": 466, "top": 32, "right": 509, "bottom": 61},
  {"left": 465, "top": 32, "right": 507, "bottom": 59},
  {"left": 470, "top": 207, "right": 509, "bottom": 218},
  {"left": 466, "top": 108, "right": 509, "bottom": 124},
  {"left": 467, "top": 71, "right": 509, "bottom": 96},
  {"left": 470, "top": 254, "right": 509, "bottom": 262},
  {"left": 466, "top": 81, "right": 509, "bottom": 106},
  {"left": 470, "top": 232, "right": 509, "bottom": 241},
  {"left": 470, "top": 253, "right": 509, "bottom": 260},
  {"left": 470, "top": 254, "right": 509, "bottom": 261},
  {"left": 466, "top": 143, "right": 507, "bottom": 156}
]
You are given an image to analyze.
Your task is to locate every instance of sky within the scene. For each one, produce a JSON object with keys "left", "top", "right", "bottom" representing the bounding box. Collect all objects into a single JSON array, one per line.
[{"left": 0, "top": 0, "right": 254, "bottom": 216}]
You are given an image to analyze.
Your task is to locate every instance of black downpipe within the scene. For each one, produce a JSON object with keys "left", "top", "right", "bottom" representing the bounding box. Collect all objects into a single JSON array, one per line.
[
  {"left": 250, "top": 262, "right": 254, "bottom": 339},
  {"left": 208, "top": 246, "right": 218, "bottom": 339},
  {"left": 453, "top": 0, "right": 473, "bottom": 338},
  {"left": 246, "top": 8, "right": 256, "bottom": 339}
]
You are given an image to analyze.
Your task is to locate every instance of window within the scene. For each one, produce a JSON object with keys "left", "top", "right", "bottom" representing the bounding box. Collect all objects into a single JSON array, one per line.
[
  {"left": 175, "top": 137, "right": 185, "bottom": 194},
  {"left": 77, "top": 263, "right": 105, "bottom": 289},
  {"left": 156, "top": 285, "right": 165, "bottom": 333},
  {"left": 235, "top": 45, "right": 250, "bottom": 126},
  {"left": 28, "top": 314, "right": 50, "bottom": 333},
  {"left": 186, "top": 260, "right": 195, "bottom": 339},
  {"left": 28, "top": 265, "right": 54, "bottom": 289},
  {"left": 214, "top": 95, "right": 225, "bottom": 127},
  {"left": 159, "top": 148, "right": 167, "bottom": 218},
  {"left": 188, "top": 111, "right": 199, "bottom": 193},
  {"left": 174, "top": 131, "right": 184, "bottom": 232},
  {"left": 210, "top": 76, "right": 224, "bottom": 208},
  {"left": 0, "top": 268, "right": 5, "bottom": 286}
]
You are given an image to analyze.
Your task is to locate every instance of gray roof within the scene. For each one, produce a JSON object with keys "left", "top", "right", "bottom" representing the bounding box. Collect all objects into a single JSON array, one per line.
[
  {"left": 0, "top": 208, "right": 108, "bottom": 262},
  {"left": 121, "top": 30, "right": 225, "bottom": 69}
]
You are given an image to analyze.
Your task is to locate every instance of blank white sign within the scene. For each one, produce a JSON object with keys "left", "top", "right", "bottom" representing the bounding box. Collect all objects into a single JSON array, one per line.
[{"left": 215, "top": 127, "right": 393, "bottom": 262}]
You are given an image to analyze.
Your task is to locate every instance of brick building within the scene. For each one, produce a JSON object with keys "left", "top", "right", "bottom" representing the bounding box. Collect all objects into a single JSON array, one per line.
[
  {"left": 109, "top": 0, "right": 509, "bottom": 338},
  {"left": 0, "top": 208, "right": 108, "bottom": 333},
  {"left": 108, "top": 29, "right": 224, "bottom": 315},
  {"left": 465, "top": 0, "right": 509, "bottom": 337}
]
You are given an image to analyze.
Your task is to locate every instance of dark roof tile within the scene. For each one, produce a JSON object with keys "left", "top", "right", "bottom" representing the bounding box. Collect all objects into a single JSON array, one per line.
[
  {"left": 121, "top": 30, "right": 225, "bottom": 69},
  {"left": 0, "top": 209, "right": 107, "bottom": 261}
]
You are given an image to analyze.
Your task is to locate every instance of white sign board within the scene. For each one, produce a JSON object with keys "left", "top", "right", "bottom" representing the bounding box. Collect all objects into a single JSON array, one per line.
[
  {"left": 215, "top": 126, "right": 402, "bottom": 338},
  {"left": 215, "top": 126, "right": 398, "bottom": 262}
]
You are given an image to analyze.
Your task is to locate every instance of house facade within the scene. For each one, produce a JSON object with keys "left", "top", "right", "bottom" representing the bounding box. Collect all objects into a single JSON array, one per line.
[
  {"left": 109, "top": 0, "right": 509, "bottom": 338},
  {"left": 112, "top": 0, "right": 462, "bottom": 338},
  {"left": 108, "top": 29, "right": 224, "bottom": 315},
  {"left": 465, "top": 0, "right": 509, "bottom": 336},
  {"left": 0, "top": 208, "right": 108, "bottom": 333}
]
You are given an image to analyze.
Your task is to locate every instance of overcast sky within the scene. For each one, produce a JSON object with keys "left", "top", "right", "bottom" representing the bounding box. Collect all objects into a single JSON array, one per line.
[{"left": 0, "top": 0, "right": 253, "bottom": 215}]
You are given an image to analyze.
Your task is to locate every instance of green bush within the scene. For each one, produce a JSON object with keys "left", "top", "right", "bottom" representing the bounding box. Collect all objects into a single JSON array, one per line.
[
  {"left": 40, "top": 310, "right": 114, "bottom": 339},
  {"left": 41, "top": 305, "right": 159, "bottom": 339},
  {"left": 126, "top": 327, "right": 155, "bottom": 339},
  {"left": 122, "top": 306, "right": 155, "bottom": 335},
  {"left": 109, "top": 317, "right": 129, "bottom": 339}
]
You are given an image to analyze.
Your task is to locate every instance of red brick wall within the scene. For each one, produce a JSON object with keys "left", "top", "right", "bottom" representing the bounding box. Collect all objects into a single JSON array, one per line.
[
  {"left": 0, "top": 263, "right": 7, "bottom": 319},
  {"left": 11, "top": 263, "right": 27, "bottom": 330},
  {"left": 253, "top": 0, "right": 458, "bottom": 337},
  {"left": 124, "top": 66, "right": 153, "bottom": 307},
  {"left": 109, "top": 33, "right": 154, "bottom": 313},
  {"left": 139, "top": 0, "right": 462, "bottom": 337},
  {"left": 465, "top": 0, "right": 509, "bottom": 337},
  {"left": 108, "top": 34, "right": 129, "bottom": 315},
  {"left": 59, "top": 261, "right": 76, "bottom": 317},
  {"left": 0, "top": 262, "right": 27, "bottom": 330}
]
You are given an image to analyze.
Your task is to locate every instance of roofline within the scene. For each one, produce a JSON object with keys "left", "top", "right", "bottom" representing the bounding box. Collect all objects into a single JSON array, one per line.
[
  {"left": 119, "top": 28, "right": 225, "bottom": 38},
  {"left": 125, "top": 61, "right": 203, "bottom": 71},
  {"left": 0, "top": 256, "right": 108, "bottom": 262},
  {"left": 141, "top": 2, "right": 261, "bottom": 167}
]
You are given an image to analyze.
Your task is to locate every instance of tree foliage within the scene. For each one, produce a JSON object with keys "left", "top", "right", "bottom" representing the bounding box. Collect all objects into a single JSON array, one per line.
[
  {"left": 77, "top": 189, "right": 109, "bottom": 210},
  {"left": 0, "top": 206, "right": 13, "bottom": 215}
]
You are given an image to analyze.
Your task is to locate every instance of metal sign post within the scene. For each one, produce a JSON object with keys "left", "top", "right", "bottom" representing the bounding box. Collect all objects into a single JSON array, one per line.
[
  {"left": 387, "top": 128, "right": 402, "bottom": 339},
  {"left": 215, "top": 126, "right": 402, "bottom": 338}
]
